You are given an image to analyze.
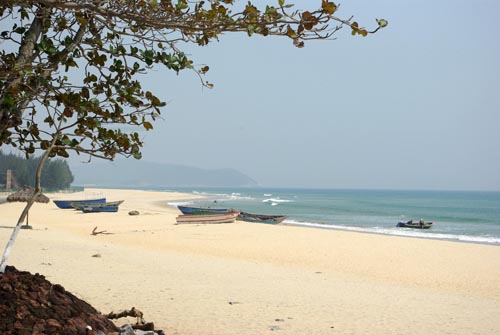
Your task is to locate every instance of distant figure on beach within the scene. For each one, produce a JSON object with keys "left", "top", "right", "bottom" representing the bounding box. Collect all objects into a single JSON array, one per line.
[{"left": 419, "top": 218, "right": 424, "bottom": 226}]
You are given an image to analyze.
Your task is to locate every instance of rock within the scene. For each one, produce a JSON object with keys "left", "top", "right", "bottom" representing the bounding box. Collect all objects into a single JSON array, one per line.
[
  {"left": 0, "top": 266, "right": 118, "bottom": 335},
  {"left": 134, "top": 330, "right": 157, "bottom": 335},
  {"left": 128, "top": 211, "right": 140, "bottom": 216},
  {"left": 120, "top": 324, "right": 136, "bottom": 335},
  {"left": 119, "top": 323, "right": 160, "bottom": 335}
]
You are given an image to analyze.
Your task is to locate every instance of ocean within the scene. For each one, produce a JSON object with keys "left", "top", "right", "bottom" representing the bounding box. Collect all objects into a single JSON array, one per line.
[{"left": 167, "top": 188, "right": 500, "bottom": 246}]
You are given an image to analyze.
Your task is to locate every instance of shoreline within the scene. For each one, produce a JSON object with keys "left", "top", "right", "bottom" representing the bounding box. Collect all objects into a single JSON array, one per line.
[
  {"left": 1, "top": 188, "right": 500, "bottom": 334},
  {"left": 283, "top": 221, "right": 500, "bottom": 247}
]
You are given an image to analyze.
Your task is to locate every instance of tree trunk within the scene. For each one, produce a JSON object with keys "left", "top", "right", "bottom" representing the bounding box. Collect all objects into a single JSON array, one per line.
[
  {"left": 0, "top": 7, "right": 47, "bottom": 138},
  {"left": 0, "top": 135, "right": 56, "bottom": 273}
]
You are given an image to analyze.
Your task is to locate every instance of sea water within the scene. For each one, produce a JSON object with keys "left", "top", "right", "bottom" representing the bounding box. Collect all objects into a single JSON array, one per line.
[{"left": 167, "top": 188, "right": 500, "bottom": 246}]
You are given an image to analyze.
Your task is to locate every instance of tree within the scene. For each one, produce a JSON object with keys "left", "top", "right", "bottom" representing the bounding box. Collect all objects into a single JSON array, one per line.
[
  {"left": 0, "top": 0, "right": 386, "bottom": 272},
  {"left": 0, "top": 151, "right": 74, "bottom": 189},
  {"left": 42, "top": 158, "right": 74, "bottom": 189}
]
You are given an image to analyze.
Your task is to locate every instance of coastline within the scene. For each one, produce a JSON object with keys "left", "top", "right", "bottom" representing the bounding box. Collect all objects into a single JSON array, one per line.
[
  {"left": 283, "top": 221, "right": 500, "bottom": 246},
  {"left": 1, "top": 188, "right": 499, "bottom": 334}
]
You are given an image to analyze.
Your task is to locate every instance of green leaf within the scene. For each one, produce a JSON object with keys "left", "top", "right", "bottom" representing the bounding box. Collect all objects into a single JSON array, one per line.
[
  {"left": 14, "top": 26, "right": 26, "bottom": 34},
  {"left": 322, "top": 1, "right": 337, "bottom": 15},
  {"left": 143, "top": 121, "right": 153, "bottom": 130},
  {"left": 376, "top": 18, "right": 388, "bottom": 28},
  {"left": 286, "top": 26, "right": 297, "bottom": 38}
]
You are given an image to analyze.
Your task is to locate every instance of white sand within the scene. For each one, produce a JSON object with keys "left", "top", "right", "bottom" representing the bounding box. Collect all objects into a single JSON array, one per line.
[{"left": 1, "top": 188, "right": 499, "bottom": 334}]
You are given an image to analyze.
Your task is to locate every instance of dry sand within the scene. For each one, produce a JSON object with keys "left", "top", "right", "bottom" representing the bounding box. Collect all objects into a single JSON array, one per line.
[{"left": 1, "top": 188, "right": 500, "bottom": 335}]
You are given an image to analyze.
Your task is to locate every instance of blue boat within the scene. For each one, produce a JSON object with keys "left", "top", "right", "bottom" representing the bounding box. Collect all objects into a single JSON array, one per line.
[
  {"left": 177, "top": 205, "right": 232, "bottom": 215},
  {"left": 53, "top": 198, "right": 106, "bottom": 209}
]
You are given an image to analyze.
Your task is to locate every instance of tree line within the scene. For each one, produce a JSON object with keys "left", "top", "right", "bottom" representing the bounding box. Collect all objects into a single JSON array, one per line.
[{"left": 0, "top": 151, "right": 73, "bottom": 191}]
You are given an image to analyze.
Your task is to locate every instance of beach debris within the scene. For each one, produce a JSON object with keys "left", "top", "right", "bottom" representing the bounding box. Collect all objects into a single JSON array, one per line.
[
  {"left": 274, "top": 318, "right": 285, "bottom": 322},
  {"left": 105, "top": 307, "right": 164, "bottom": 334},
  {"left": 91, "top": 226, "right": 113, "bottom": 235},
  {"left": 105, "top": 307, "right": 145, "bottom": 324},
  {"left": 92, "top": 253, "right": 102, "bottom": 258},
  {"left": 269, "top": 325, "right": 281, "bottom": 331},
  {"left": 228, "top": 301, "right": 241, "bottom": 305},
  {"left": 129, "top": 210, "right": 140, "bottom": 216}
]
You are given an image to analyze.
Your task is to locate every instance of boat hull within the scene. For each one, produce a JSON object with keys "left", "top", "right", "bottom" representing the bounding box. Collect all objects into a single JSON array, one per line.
[
  {"left": 81, "top": 205, "right": 119, "bottom": 213},
  {"left": 71, "top": 200, "right": 124, "bottom": 211},
  {"left": 53, "top": 198, "right": 106, "bottom": 209},
  {"left": 397, "top": 221, "right": 433, "bottom": 229},
  {"left": 237, "top": 212, "right": 287, "bottom": 224},
  {"left": 176, "top": 212, "right": 240, "bottom": 224},
  {"left": 177, "top": 205, "right": 231, "bottom": 215}
]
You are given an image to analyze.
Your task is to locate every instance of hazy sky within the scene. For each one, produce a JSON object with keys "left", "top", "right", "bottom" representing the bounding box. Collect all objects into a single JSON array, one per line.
[
  {"left": 2, "top": 1, "right": 499, "bottom": 191},
  {"left": 85, "top": 1, "right": 499, "bottom": 190}
]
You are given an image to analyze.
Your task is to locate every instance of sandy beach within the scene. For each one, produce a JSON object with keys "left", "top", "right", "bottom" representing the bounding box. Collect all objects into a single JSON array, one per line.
[{"left": 1, "top": 188, "right": 499, "bottom": 335}]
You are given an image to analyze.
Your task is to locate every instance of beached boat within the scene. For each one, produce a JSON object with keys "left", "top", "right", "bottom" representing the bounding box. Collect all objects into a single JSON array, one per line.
[
  {"left": 81, "top": 203, "right": 121, "bottom": 213},
  {"left": 176, "top": 211, "right": 240, "bottom": 224},
  {"left": 177, "top": 205, "right": 232, "bottom": 215},
  {"left": 53, "top": 198, "right": 106, "bottom": 209},
  {"left": 237, "top": 212, "right": 288, "bottom": 224},
  {"left": 71, "top": 200, "right": 124, "bottom": 211},
  {"left": 397, "top": 219, "right": 433, "bottom": 229}
]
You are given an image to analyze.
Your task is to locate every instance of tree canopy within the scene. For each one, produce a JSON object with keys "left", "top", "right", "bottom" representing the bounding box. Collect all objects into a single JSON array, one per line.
[{"left": 0, "top": 0, "right": 387, "bottom": 162}]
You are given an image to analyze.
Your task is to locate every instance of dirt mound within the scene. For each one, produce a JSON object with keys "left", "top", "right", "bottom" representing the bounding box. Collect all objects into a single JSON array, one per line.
[{"left": 0, "top": 266, "right": 119, "bottom": 335}]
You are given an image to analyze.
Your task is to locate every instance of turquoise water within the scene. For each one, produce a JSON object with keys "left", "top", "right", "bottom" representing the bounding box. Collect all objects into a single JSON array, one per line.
[{"left": 166, "top": 188, "right": 500, "bottom": 245}]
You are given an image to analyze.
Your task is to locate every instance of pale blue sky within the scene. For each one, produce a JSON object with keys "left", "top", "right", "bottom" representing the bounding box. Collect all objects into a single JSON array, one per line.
[
  {"left": 3, "top": 0, "right": 494, "bottom": 191},
  {"left": 129, "top": 0, "right": 499, "bottom": 190}
]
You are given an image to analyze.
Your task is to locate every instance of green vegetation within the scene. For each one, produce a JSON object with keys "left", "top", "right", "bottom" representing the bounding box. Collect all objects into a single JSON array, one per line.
[{"left": 0, "top": 151, "right": 74, "bottom": 191}]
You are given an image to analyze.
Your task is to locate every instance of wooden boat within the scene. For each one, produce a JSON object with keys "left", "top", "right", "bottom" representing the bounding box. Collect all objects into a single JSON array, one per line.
[
  {"left": 177, "top": 205, "right": 231, "bottom": 215},
  {"left": 176, "top": 211, "right": 240, "bottom": 224},
  {"left": 81, "top": 203, "right": 121, "bottom": 213},
  {"left": 53, "top": 198, "right": 106, "bottom": 209},
  {"left": 71, "top": 200, "right": 124, "bottom": 211},
  {"left": 397, "top": 219, "right": 433, "bottom": 229},
  {"left": 237, "top": 212, "right": 288, "bottom": 224}
]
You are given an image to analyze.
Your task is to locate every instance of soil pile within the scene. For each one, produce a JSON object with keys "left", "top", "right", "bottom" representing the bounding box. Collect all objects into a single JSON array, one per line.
[{"left": 0, "top": 266, "right": 119, "bottom": 335}]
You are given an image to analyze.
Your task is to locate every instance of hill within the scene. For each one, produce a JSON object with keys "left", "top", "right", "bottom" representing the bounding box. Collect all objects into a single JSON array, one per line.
[{"left": 70, "top": 160, "right": 258, "bottom": 188}]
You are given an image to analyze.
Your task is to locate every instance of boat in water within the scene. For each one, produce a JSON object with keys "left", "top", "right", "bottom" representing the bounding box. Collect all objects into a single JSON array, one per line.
[
  {"left": 53, "top": 198, "right": 106, "bottom": 209},
  {"left": 237, "top": 212, "right": 287, "bottom": 224},
  {"left": 176, "top": 211, "right": 240, "bottom": 224},
  {"left": 397, "top": 219, "right": 433, "bottom": 229}
]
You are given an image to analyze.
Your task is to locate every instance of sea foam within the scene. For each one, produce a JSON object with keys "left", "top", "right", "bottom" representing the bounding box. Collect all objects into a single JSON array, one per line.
[{"left": 284, "top": 220, "right": 500, "bottom": 245}]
